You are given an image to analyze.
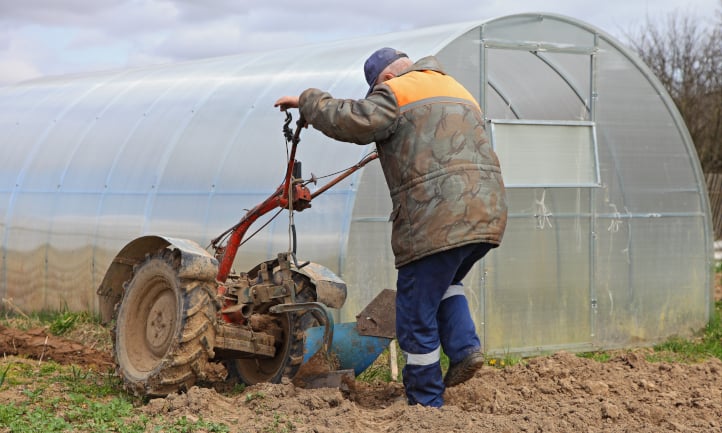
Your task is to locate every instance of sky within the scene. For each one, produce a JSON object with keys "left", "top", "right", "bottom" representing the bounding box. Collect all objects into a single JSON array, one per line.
[{"left": 0, "top": 0, "right": 719, "bottom": 87}]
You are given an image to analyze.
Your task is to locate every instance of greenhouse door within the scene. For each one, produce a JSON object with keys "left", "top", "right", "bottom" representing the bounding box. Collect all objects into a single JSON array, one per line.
[{"left": 483, "top": 120, "right": 600, "bottom": 355}]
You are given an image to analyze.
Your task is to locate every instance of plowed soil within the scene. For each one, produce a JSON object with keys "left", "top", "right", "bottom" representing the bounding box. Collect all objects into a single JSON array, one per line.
[
  {"left": 1, "top": 284, "right": 721, "bottom": 432},
  {"left": 0, "top": 325, "right": 113, "bottom": 368},
  {"left": 140, "top": 353, "right": 722, "bottom": 433}
]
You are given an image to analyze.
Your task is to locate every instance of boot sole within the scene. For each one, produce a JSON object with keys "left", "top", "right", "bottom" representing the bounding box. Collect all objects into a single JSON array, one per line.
[{"left": 444, "top": 354, "right": 484, "bottom": 387}]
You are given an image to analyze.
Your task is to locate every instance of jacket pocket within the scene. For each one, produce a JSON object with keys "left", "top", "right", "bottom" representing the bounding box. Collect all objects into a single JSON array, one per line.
[{"left": 389, "top": 199, "right": 411, "bottom": 262}]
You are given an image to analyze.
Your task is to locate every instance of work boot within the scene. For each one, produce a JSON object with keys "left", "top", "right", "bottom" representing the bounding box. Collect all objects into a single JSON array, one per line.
[{"left": 443, "top": 350, "right": 484, "bottom": 387}]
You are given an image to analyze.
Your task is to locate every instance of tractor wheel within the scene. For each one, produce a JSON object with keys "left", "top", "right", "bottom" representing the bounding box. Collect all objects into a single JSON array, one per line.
[
  {"left": 113, "top": 249, "right": 216, "bottom": 397},
  {"left": 225, "top": 274, "right": 317, "bottom": 385}
]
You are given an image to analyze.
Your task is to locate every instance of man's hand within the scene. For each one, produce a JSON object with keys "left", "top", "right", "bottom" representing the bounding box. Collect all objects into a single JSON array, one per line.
[{"left": 274, "top": 96, "right": 299, "bottom": 111}]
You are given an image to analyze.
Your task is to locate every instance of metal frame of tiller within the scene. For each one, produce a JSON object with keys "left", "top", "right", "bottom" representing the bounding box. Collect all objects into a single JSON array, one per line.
[{"left": 209, "top": 112, "right": 378, "bottom": 356}]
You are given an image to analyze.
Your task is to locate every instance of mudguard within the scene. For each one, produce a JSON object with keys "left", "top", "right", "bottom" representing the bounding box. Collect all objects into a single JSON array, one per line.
[
  {"left": 96, "top": 235, "right": 218, "bottom": 323},
  {"left": 292, "top": 262, "right": 347, "bottom": 309}
]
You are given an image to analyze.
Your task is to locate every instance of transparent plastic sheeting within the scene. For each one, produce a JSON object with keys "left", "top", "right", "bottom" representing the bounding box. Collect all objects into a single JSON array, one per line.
[{"left": 0, "top": 14, "right": 712, "bottom": 355}]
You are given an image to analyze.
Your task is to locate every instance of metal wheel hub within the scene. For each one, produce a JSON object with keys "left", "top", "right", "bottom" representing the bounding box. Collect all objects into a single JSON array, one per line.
[{"left": 146, "top": 290, "right": 176, "bottom": 356}]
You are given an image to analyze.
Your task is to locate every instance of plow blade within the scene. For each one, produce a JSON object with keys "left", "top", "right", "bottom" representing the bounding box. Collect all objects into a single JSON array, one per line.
[
  {"left": 302, "top": 289, "right": 396, "bottom": 377},
  {"left": 303, "top": 322, "right": 392, "bottom": 376}
]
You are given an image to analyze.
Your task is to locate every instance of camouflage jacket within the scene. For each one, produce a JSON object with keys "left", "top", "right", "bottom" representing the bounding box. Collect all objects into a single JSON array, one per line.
[{"left": 299, "top": 56, "right": 507, "bottom": 267}]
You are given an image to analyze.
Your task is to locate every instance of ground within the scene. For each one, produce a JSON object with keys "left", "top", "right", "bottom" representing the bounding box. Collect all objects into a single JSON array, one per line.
[{"left": 1, "top": 283, "right": 721, "bottom": 432}]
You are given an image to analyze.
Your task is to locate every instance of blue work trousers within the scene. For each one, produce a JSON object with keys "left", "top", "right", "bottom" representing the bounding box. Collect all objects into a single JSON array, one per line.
[{"left": 396, "top": 242, "right": 493, "bottom": 407}]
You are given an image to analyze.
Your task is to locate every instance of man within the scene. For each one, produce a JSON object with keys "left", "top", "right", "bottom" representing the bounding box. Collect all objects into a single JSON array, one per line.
[{"left": 275, "top": 47, "right": 507, "bottom": 407}]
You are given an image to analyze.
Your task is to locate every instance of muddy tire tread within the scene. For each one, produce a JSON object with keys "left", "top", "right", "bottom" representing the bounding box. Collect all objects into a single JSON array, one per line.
[{"left": 113, "top": 249, "right": 216, "bottom": 397}]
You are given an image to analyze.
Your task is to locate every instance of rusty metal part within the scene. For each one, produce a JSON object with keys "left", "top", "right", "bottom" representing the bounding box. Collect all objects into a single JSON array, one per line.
[
  {"left": 308, "top": 151, "right": 378, "bottom": 199},
  {"left": 356, "top": 289, "right": 396, "bottom": 339},
  {"left": 250, "top": 282, "right": 291, "bottom": 305},
  {"left": 270, "top": 301, "right": 334, "bottom": 356},
  {"left": 291, "top": 262, "right": 347, "bottom": 308},
  {"left": 213, "top": 323, "right": 276, "bottom": 358},
  {"left": 219, "top": 253, "right": 299, "bottom": 322},
  {"left": 224, "top": 284, "right": 318, "bottom": 385}
]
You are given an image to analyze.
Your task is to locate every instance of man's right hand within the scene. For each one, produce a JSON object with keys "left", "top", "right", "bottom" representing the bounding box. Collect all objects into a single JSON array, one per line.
[{"left": 274, "top": 96, "right": 299, "bottom": 111}]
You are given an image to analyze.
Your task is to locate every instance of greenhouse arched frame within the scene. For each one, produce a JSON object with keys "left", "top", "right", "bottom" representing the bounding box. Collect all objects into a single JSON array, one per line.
[{"left": 0, "top": 13, "right": 712, "bottom": 356}]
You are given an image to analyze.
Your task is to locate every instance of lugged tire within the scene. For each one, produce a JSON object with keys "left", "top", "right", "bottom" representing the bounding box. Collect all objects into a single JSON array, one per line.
[{"left": 113, "top": 249, "right": 216, "bottom": 397}]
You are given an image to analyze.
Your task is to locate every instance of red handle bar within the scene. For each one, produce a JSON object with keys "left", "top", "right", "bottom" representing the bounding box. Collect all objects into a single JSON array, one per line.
[{"left": 213, "top": 113, "right": 378, "bottom": 283}]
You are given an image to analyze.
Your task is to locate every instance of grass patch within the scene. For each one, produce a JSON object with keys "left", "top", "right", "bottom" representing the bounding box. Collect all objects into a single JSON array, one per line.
[
  {"left": 0, "top": 312, "right": 227, "bottom": 433},
  {"left": 577, "top": 351, "right": 612, "bottom": 363},
  {"left": 486, "top": 352, "right": 524, "bottom": 368},
  {"left": 651, "top": 299, "right": 722, "bottom": 362},
  {"left": 0, "top": 356, "right": 234, "bottom": 433},
  {"left": 1, "top": 308, "right": 100, "bottom": 334},
  {"left": 357, "top": 340, "right": 522, "bottom": 383},
  {"left": 147, "top": 416, "right": 230, "bottom": 433},
  {"left": 1, "top": 307, "right": 113, "bottom": 352},
  {"left": 578, "top": 300, "right": 722, "bottom": 364},
  {"left": 357, "top": 341, "right": 406, "bottom": 382},
  {"left": 0, "top": 360, "right": 145, "bottom": 433}
]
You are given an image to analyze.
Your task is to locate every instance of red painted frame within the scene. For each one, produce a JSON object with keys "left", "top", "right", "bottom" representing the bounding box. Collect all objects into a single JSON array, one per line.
[{"left": 213, "top": 115, "right": 378, "bottom": 283}]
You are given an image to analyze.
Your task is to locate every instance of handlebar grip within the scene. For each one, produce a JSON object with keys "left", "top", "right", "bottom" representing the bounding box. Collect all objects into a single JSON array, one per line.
[{"left": 292, "top": 114, "right": 305, "bottom": 144}]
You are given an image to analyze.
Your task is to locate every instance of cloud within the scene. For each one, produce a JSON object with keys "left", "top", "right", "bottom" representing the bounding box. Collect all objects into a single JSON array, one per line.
[
  {"left": 0, "top": 57, "right": 41, "bottom": 84},
  {"left": 0, "top": 0, "right": 126, "bottom": 27},
  {"left": 0, "top": 26, "right": 50, "bottom": 84},
  {"left": 0, "top": 0, "right": 719, "bottom": 86}
]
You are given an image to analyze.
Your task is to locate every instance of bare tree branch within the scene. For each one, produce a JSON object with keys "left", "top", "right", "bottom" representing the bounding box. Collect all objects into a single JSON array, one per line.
[{"left": 624, "top": 6, "right": 722, "bottom": 173}]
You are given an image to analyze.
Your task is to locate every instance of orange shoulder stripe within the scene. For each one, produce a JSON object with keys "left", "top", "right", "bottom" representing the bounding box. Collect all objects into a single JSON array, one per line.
[{"left": 385, "top": 70, "right": 480, "bottom": 110}]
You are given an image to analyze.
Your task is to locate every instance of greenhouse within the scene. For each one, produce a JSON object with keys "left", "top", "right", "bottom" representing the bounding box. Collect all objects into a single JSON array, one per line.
[{"left": 0, "top": 13, "right": 712, "bottom": 356}]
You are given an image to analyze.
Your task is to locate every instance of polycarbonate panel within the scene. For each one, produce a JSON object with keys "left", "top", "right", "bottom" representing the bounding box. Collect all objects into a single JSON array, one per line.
[
  {"left": 593, "top": 216, "right": 709, "bottom": 346},
  {"left": 479, "top": 187, "right": 593, "bottom": 355},
  {"left": 0, "top": 14, "right": 712, "bottom": 358},
  {"left": 491, "top": 121, "right": 598, "bottom": 187},
  {"left": 342, "top": 157, "right": 394, "bottom": 322},
  {"left": 482, "top": 14, "right": 597, "bottom": 49},
  {"left": 485, "top": 48, "right": 591, "bottom": 121},
  {"left": 436, "top": 28, "right": 482, "bottom": 102}
]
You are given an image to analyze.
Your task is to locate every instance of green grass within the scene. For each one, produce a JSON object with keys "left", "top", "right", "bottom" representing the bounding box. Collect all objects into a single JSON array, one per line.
[
  {"left": 0, "top": 352, "right": 144, "bottom": 432},
  {"left": 0, "top": 309, "right": 232, "bottom": 433},
  {"left": 650, "top": 299, "right": 722, "bottom": 362},
  {"left": 357, "top": 341, "right": 407, "bottom": 382},
  {"left": 579, "top": 299, "right": 722, "bottom": 364},
  {"left": 485, "top": 352, "right": 524, "bottom": 368},
  {"left": 148, "top": 416, "right": 230, "bottom": 433},
  {"left": 714, "top": 261, "right": 722, "bottom": 273},
  {"left": 356, "top": 340, "right": 523, "bottom": 383},
  {"left": 0, "top": 356, "right": 233, "bottom": 433},
  {"left": 577, "top": 351, "right": 612, "bottom": 362},
  {"left": 0, "top": 378, "right": 144, "bottom": 433},
  {"left": 1, "top": 307, "right": 101, "bottom": 334},
  {"left": 261, "top": 412, "right": 295, "bottom": 433}
]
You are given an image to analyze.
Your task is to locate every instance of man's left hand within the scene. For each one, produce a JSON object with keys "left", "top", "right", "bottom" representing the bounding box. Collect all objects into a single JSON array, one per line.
[{"left": 274, "top": 96, "right": 299, "bottom": 111}]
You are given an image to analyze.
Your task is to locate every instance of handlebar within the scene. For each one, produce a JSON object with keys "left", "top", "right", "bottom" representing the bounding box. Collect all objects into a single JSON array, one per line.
[{"left": 212, "top": 112, "right": 377, "bottom": 283}]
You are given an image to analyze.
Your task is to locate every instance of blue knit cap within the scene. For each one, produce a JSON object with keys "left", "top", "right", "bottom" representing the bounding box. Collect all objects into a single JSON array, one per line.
[{"left": 364, "top": 47, "right": 408, "bottom": 96}]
